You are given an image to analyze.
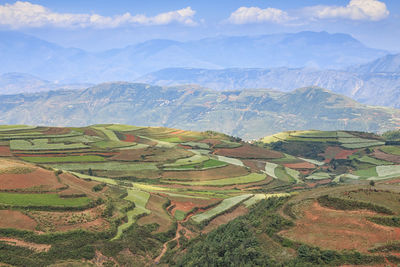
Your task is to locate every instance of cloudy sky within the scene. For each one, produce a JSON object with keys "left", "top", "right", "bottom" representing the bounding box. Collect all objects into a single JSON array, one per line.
[{"left": 0, "top": 0, "right": 398, "bottom": 51}]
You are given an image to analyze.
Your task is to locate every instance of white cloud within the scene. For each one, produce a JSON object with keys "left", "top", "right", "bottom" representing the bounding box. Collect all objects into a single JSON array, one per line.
[
  {"left": 305, "top": 0, "right": 389, "bottom": 21},
  {"left": 0, "top": 1, "right": 197, "bottom": 29},
  {"left": 228, "top": 7, "right": 292, "bottom": 24}
]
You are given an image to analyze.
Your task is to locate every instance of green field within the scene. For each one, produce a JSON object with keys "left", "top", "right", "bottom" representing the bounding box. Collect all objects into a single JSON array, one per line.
[
  {"left": 357, "top": 156, "right": 392, "bottom": 165},
  {"left": 380, "top": 146, "right": 400, "bottom": 156},
  {"left": 10, "top": 139, "right": 89, "bottom": 150},
  {"left": 181, "top": 142, "right": 209, "bottom": 149},
  {"left": 0, "top": 125, "right": 37, "bottom": 131},
  {"left": 191, "top": 194, "right": 252, "bottom": 223},
  {"left": 0, "top": 192, "right": 91, "bottom": 207},
  {"left": 21, "top": 155, "right": 106, "bottom": 163},
  {"left": 216, "top": 155, "right": 244, "bottom": 166},
  {"left": 354, "top": 167, "right": 378, "bottom": 177},
  {"left": 264, "top": 162, "right": 278, "bottom": 178},
  {"left": 105, "top": 124, "right": 144, "bottom": 132},
  {"left": 113, "top": 189, "right": 151, "bottom": 240},
  {"left": 49, "top": 135, "right": 101, "bottom": 144},
  {"left": 49, "top": 161, "right": 158, "bottom": 171},
  {"left": 163, "top": 173, "right": 266, "bottom": 186},
  {"left": 174, "top": 210, "right": 186, "bottom": 221},
  {"left": 305, "top": 172, "right": 331, "bottom": 180},
  {"left": 376, "top": 165, "right": 400, "bottom": 177}
]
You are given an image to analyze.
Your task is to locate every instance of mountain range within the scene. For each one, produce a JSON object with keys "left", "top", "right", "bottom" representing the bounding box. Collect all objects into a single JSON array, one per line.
[
  {"left": 0, "top": 30, "right": 387, "bottom": 84},
  {"left": 1, "top": 83, "right": 399, "bottom": 140},
  {"left": 137, "top": 54, "right": 400, "bottom": 108}
]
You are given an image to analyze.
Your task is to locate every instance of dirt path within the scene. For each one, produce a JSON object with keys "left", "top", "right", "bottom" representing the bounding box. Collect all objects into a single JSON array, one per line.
[{"left": 154, "top": 207, "right": 206, "bottom": 264}]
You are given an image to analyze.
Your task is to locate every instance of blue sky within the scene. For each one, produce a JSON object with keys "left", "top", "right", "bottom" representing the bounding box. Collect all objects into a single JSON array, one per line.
[{"left": 0, "top": 0, "right": 399, "bottom": 51}]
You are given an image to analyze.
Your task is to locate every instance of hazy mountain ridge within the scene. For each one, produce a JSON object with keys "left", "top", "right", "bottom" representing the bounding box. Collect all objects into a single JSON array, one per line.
[
  {"left": 1, "top": 83, "right": 399, "bottom": 140},
  {"left": 0, "top": 30, "right": 387, "bottom": 83},
  {"left": 0, "top": 72, "right": 91, "bottom": 95},
  {"left": 138, "top": 64, "right": 400, "bottom": 108}
]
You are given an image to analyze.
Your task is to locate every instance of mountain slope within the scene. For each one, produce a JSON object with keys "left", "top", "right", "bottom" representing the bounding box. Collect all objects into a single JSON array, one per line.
[{"left": 1, "top": 83, "right": 399, "bottom": 139}]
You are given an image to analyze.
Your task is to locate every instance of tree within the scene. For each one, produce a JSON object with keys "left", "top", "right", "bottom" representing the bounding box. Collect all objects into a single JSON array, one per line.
[
  {"left": 88, "top": 168, "right": 93, "bottom": 176},
  {"left": 369, "top": 180, "right": 375, "bottom": 187}
]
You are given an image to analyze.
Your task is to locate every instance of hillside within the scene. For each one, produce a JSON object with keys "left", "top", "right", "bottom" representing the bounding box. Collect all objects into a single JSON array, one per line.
[
  {"left": 0, "top": 83, "right": 399, "bottom": 140},
  {"left": 0, "top": 31, "right": 387, "bottom": 83},
  {"left": 1, "top": 124, "right": 400, "bottom": 266},
  {"left": 138, "top": 66, "right": 400, "bottom": 108}
]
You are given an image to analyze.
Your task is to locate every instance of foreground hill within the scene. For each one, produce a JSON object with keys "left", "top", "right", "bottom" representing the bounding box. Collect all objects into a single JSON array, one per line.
[
  {"left": 0, "top": 31, "right": 386, "bottom": 83},
  {"left": 1, "top": 124, "right": 400, "bottom": 266},
  {"left": 1, "top": 83, "right": 400, "bottom": 140}
]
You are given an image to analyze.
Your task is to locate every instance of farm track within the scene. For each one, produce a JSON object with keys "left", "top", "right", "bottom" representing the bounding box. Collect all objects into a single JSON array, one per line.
[{"left": 154, "top": 206, "right": 209, "bottom": 264}]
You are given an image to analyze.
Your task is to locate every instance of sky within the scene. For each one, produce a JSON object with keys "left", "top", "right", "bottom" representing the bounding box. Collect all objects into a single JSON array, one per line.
[{"left": 0, "top": 0, "right": 399, "bottom": 52}]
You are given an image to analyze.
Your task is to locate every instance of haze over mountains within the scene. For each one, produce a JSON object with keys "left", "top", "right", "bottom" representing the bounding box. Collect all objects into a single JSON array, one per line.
[
  {"left": 138, "top": 58, "right": 400, "bottom": 108},
  {"left": 0, "top": 30, "right": 387, "bottom": 84},
  {"left": 1, "top": 83, "right": 399, "bottom": 140}
]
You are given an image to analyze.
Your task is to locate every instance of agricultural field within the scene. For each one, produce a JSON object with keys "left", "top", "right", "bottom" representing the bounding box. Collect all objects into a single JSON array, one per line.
[{"left": 0, "top": 125, "right": 400, "bottom": 266}]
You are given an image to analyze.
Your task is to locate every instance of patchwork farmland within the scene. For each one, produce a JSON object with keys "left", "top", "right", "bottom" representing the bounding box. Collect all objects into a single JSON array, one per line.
[{"left": 1, "top": 125, "right": 400, "bottom": 266}]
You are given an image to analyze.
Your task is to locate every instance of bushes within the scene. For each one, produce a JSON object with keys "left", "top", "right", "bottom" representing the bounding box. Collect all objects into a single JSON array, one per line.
[
  {"left": 318, "top": 195, "right": 394, "bottom": 215},
  {"left": 367, "top": 216, "right": 400, "bottom": 227},
  {"left": 92, "top": 183, "right": 106, "bottom": 192},
  {"left": 294, "top": 245, "right": 384, "bottom": 266},
  {"left": 176, "top": 220, "right": 272, "bottom": 267}
]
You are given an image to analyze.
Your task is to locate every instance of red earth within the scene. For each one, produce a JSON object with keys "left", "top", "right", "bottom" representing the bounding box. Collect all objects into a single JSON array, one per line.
[{"left": 0, "top": 146, "right": 12, "bottom": 157}]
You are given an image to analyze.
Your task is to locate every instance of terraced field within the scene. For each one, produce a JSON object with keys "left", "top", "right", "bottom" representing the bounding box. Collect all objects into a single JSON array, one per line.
[{"left": 0, "top": 125, "right": 400, "bottom": 266}]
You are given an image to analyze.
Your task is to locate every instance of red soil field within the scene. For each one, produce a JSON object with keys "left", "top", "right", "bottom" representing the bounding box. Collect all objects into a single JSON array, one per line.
[
  {"left": 30, "top": 206, "right": 109, "bottom": 233},
  {"left": 322, "top": 146, "right": 357, "bottom": 161},
  {"left": 280, "top": 201, "right": 400, "bottom": 253},
  {"left": 373, "top": 149, "right": 400, "bottom": 164},
  {"left": 122, "top": 134, "right": 138, "bottom": 142},
  {"left": 110, "top": 148, "right": 152, "bottom": 161},
  {"left": 177, "top": 145, "right": 192, "bottom": 149},
  {"left": 170, "top": 130, "right": 186, "bottom": 135},
  {"left": 283, "top": 162, "right": 315, "bottom": 169},
  {"left": 162, "top": 165, "right": 249, "bottom": 180},
  {"left": 202, "top": 205, "right": 248, "bottom": 234},
  {"left": 0, "top": 146, "right": 12, "bottom": 157},
  {"left": 58, "top": 173, "right": 101, "bottom": 198},
  {"left": 0, "top": 166, "right": 64, "bottom": 191},
  {"left": 242, "top": 159, "right": 266, "bottom": 172},
  {"left": 84, "top": 128, "right": 100, "bottom": 136},
  {"left": 382, "top": 178, "right": 400, "bottom": 184},
  {"left": 137, "top": 194, "right": 173, "bottom": 233},
  {"left": 306, "top": 179, "right": 331, "bottom": 188},
  {"left": 214, "top": 144, "right": 283, "bottom": 159},
  {"left": 42, "top": 127, "right": 71, "bottom": 135},
  {"left": 171, "top": 199, "right": 217, "bottom": 214},
  {"left": 0, "top": 210, "right": 37, "bottom": 230}
]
